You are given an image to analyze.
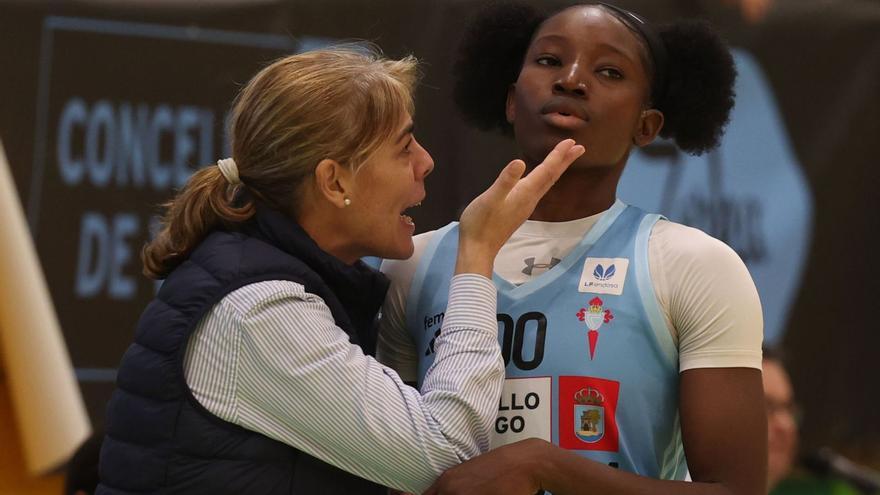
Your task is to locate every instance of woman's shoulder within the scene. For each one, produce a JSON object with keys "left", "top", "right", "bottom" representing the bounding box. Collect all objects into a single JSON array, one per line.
[{"left": 218, "top": 279, "right": 322, "bottom": 319}]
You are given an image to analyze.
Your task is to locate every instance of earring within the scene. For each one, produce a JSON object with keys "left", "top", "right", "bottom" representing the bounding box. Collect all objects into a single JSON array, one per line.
[{"left": 343, "top": 197, "right": 352, "bottom": 207}]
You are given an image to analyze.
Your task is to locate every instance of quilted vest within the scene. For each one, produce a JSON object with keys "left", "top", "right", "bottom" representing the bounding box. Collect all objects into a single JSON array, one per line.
[{"left": 97, "top": 205, "right": 388, "bottom": 494}]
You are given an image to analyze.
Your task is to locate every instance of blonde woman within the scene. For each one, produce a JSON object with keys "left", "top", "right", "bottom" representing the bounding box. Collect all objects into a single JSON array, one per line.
[{"left": 96, "top": 47, "right": 583, "bottom": 495}]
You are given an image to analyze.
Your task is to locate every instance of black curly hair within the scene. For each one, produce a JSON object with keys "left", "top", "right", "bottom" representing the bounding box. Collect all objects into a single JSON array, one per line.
[{"left": 453, "top": 1, "right": 737, "bottom": 155}]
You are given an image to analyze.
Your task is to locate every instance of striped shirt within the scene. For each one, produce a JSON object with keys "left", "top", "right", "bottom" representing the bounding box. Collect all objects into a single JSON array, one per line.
[{"left": 183, "top": 273, "right": 503, "bottom": 493}]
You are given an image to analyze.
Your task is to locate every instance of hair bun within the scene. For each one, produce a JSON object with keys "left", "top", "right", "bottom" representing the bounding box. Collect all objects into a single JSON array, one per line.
[
  {"left": 657, "top": 20, "right": 737, "bottom": 155},
  {"left": 453, "top": 1, "right": 545, "bottom": 133}
]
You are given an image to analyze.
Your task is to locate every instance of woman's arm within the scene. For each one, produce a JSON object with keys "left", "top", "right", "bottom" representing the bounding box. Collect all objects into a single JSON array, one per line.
[{"left": 216, "top": 276, "right": 501, "bottom": 493}]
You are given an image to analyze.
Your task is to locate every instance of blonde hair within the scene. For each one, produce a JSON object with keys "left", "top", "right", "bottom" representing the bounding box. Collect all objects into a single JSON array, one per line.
[{"left": 142, "top": 46, "right": 419, "bottom": 279}]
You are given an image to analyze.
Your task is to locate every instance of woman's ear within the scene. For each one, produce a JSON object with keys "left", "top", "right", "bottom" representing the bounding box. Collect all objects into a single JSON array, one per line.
[
  {"left": 313, "top": 158, "right": 353, "bottom": 208},
  {"left": 633, "top": 109, "right": 664, "bottom": 147}
]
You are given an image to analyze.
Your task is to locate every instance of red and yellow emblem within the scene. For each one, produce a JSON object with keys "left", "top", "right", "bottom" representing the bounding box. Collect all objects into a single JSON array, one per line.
[
  {"left": 559, "top": 376, "right": 620, "bottom": 451},
  {"left": 576, "top": 296, "right": 614, "bottom": 360}
]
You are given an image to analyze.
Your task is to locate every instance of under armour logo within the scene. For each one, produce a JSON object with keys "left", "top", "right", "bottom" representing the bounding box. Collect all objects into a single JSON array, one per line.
[{"left": 522, "top": 257, "right": 561, "bottom": 275}]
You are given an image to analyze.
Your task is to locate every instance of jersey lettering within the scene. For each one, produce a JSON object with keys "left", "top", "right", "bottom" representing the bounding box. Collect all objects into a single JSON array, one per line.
[
  {"left": 424, "top": 311, "right": 548, "bottom": 372},
  {"left": 490, "top": 377, "right": 552, "bottom": 448},
  {"left": 497, "top": 311, "right": 547, "bottom": 370}
]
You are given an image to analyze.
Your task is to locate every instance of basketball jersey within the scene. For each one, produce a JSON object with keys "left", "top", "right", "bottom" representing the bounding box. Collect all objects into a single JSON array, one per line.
[{"left": 406, "top": 200, "right": 688, "bottom": 479}]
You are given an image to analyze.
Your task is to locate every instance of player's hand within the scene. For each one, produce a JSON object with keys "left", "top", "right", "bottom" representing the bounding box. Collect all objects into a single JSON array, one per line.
[
  {"left": 422, "top": 438, "right": 547, "bottom": 495},
  {"left": 455, "top": 139, "right": 584, "bottom": 277}
]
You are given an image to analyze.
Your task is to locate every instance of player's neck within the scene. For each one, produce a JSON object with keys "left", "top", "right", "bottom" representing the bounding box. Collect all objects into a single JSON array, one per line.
[{"left": 530, "top": 167, "right": 620, "bottom": 222}]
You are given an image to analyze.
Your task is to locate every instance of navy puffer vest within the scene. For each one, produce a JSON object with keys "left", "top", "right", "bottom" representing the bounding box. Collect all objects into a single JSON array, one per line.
[{"left": 97, "top": 206, "right": 389, "bottom": 495}]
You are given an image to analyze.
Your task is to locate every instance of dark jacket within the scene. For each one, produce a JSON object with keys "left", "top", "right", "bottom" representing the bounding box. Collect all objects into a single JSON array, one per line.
[{"left": 97, "top": 206, "right": 389, "bottom": 494}]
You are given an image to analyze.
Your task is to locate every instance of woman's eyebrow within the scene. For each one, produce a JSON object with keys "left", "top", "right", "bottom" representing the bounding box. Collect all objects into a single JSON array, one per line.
[{"left": 396, "top": 122, "right": 415, "bottom": 144}]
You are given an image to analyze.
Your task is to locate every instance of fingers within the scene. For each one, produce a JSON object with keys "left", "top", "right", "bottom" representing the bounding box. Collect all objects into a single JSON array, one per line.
[
  {"left": 564, "top": 143, "right": 587, "bottom": 165},
  {"left": 485, "top": 159, "right": 527, "bottom": 200},
  {"left": 487, "top": 139, "right": 582, "bottom": 203},
  {"left": 545, "top": 139, "right": 585, "bottom": 181},
  {"left": 504, "top": 159, "right": 527, "bottom": 181},
  {"left": 518, "top": 139, "right": 585, "bottom": 196}
]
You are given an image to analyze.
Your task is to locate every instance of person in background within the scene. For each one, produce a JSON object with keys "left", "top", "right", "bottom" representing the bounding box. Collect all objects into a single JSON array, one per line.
[
  {"left": 764, "top": 348, "right": 861, "bottom": 495},
  {"left": 764, "top": 347, "right": 801, "bottom": 493}
]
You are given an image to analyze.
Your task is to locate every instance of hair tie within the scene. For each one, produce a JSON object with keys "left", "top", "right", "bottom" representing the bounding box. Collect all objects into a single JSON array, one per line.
[{"left": 217, "top": 158, "right": 241, "bottom": 185}]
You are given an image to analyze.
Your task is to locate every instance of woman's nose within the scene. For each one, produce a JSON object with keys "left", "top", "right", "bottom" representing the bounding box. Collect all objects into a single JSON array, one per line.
[{"left": 414, "top": 140, "right": 434, "bottom": 179}]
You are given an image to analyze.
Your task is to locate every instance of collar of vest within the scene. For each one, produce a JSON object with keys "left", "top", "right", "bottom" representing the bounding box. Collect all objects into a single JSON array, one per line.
[{"left": 241, "top": 203, "right": 390, "bottom": 324}]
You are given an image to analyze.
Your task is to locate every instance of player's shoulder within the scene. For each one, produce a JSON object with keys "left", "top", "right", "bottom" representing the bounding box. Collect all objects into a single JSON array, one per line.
[
  {"left": 651, "top": 219, "right": 743, "bottom": 267},
  {"left": 413, "top": 228, "right": 440, "bottom": 251}
]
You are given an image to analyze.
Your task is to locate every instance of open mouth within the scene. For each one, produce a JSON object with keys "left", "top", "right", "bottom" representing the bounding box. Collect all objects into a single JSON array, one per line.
[{"left": 400, "top": 201, "right": 422, "bottom": 226}]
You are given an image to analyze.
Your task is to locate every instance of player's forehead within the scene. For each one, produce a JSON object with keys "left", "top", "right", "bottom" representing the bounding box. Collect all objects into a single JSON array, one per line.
[{"left": 530, "top": 4, "right": 645, "bottom": 63}]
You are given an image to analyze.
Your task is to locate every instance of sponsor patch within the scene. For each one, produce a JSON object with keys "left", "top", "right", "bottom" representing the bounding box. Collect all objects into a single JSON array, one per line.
[
  {"left": 559, "top": 376, "right": 620, "bottom": 452},
  {"left": 490, "top": 376, "right": 552, "bottom": 449},
  {"left": 578, "top": 257, "right": 628, "bottom": 295}
]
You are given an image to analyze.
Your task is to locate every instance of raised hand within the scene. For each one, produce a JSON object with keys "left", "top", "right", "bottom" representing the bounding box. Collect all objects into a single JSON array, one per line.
[{"left": 455, "top": 139, "right": 585, "bottom": 277}]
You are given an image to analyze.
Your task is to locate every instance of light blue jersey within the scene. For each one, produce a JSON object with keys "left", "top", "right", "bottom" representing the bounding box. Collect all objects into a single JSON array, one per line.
[{"left": 407, "top": 200, "right": 687, "bottom": 479}]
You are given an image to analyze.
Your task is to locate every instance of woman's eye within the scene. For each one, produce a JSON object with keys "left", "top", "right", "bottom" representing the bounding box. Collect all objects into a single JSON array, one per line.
[
  {"left": 598, "top": 68, "right": 623, "bottom": 79},
  {"left": 536, "top": 55, "right": 560, "bottom": 66}
]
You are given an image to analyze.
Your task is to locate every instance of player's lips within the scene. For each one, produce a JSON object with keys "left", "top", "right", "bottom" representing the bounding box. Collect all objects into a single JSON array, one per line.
[{"left": 540, "top": 98, "right": 589, "bottom": 129}]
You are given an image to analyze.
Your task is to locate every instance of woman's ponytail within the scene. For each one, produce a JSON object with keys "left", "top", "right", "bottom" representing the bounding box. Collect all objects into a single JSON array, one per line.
[{"left": 141, "top": 165, "right": 255, "bottom": 279}]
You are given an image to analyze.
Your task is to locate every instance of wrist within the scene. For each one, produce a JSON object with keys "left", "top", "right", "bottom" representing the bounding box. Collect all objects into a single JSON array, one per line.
[
  {"left": 526, "top": 438, "right": 555, "bottom": 489},
  {"left": 454, "top": 240, "right": 495, "bottom": 278},
  {"left": 506, "top": 438, "right": 554, "bottom": 490}
]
